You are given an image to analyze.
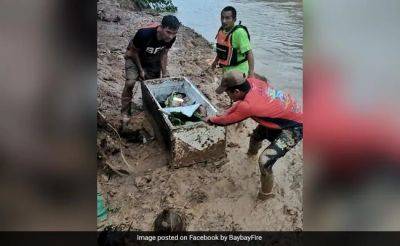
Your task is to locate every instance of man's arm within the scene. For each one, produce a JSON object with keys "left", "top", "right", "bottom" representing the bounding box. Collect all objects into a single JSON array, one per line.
[
  {"left": 125, "top": 44, "right": 145, "bottom": 80},
  {"left": 160, "top": 48, "right": 169, "bottom": 78},
  {"left": 235, "top": 28, "right": 253, "bottom": 76},
  {"left": 207, "top": 101, "right": 252, "bottom": 126},
  {"left": 246, "top": 50, "right": 255, "bottom": 77}
]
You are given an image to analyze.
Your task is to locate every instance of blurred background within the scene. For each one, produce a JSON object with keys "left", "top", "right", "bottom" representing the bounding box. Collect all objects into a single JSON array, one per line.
[
  {"left": 0, "top": 0, "right": 400, "bottom": 232},
  {"left": 0, "top": 0, "right": 96, "bottom": 230},
  {"left": 304, "top": 0, "right": 400, "bottom": 230}
]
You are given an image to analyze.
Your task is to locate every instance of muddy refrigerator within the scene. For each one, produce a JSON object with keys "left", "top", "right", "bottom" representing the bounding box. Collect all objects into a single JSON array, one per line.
[{"left": 141, "top": 77, "right": 226, "bottom": 168}]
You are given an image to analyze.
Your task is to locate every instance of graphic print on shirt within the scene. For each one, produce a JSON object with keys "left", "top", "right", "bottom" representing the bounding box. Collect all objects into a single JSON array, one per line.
[
  {"left": 145, "top": 46, "right": 165, "bottom": 55},
  {"left": 266, "top": 87, "right": 288, "bottom": 104},
  {"left": 265, "top": 87, "right": 302, "bottom": 113}
]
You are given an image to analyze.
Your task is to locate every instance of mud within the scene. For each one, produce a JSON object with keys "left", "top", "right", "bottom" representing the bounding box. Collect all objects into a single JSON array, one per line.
[{"left": 97, "top": 0, "right": 303, "bottom": 231}]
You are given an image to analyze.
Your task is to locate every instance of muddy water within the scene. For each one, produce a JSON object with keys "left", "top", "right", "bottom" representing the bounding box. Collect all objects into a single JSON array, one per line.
[{"left": 172, "top": 0, "right": 303, "bottom": 103}]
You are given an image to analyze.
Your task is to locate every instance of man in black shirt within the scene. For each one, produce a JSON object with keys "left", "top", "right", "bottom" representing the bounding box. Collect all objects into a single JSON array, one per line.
[{"left": 121, "top": 15, "right": 180, "bottom": 127}]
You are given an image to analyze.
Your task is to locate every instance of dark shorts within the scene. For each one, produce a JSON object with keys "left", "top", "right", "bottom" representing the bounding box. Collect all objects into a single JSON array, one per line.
[
  {"left": 125, "top": 59, "right": 161, "bottom": 81},
  {"left": 254, "top": 125, "right": 303, "bottom": 172},
  {"left": 121, "top": 59, "right": 160, "bottom": 115}
]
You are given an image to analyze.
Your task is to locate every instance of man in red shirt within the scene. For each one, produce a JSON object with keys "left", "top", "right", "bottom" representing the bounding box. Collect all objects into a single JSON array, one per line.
[{"left": 205, "top": 71, "right": 303, "bottom": 200}]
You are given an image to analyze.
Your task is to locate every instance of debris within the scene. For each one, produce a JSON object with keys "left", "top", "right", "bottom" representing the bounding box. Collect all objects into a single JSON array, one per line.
[
  {"left": 283, "top": 205, "right": 297, "bottom": 216},
  {"left": 189, "top": 190, "right": 208, "bottom": 204},
  {"left": 167, "top": 111, "right": 203, "bottom": 126},
  {"left": 104, "top": 161, "right": 130, "bottom": 176},
  {"left": 100, "top": 135, "right": 120, "bottom": 155},
  {"left": 134, "top": 175, "right": 151, "bottom": 188},
  {"left": 97, "top": 9, "right": 121, "bottom": 23},
  {"left": 97, "top": 192, "right": 108, "bottom": 222},
  {"left": 164, "top": 92, "right": 188, "bottom": 107},
  {"left": 112, "top": 16, "right": 121, "bottom": 23},
  {"left": 120, "top": 112, "right": 155, "bottom": 143},
  {"left": 97, "top": 110, "right": 136, "bottom": 172},
  {"left": 159, "top": 91, "right": 206, "bottom": 126},
  {"left": 101, "top": 174, "right": 109, "bottom": 182},
  {"left": 160, "top": 103, "right": 201, "bottom": 117},
  {"left": 227, "top": 142, "right": 240, "bottom": 148}
]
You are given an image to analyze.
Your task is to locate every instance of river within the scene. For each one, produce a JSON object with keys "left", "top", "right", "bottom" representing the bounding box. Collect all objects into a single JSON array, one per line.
[{"left": 172, "top": 0, "right": 303, "bottom": 103}]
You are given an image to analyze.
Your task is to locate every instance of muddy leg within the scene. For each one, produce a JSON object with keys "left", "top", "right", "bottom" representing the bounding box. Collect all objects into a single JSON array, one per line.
[
  {"left": 247, "top": 125, "right": 268, "bottom": 156},
  {"left": 258, "top": 148, "right": 279, "bottom": 200},
  {"left": 257, "top": 126, "right": 303, "bottom": 200},
  {"left": 121, "top": 79, "right": 136, "bottom": 117},
  {"left": 121, "top": 59, "right": 139, "bottom": 130}
]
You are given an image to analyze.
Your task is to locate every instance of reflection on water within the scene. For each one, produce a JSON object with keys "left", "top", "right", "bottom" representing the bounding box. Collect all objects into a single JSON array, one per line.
[{"left": 172, "top": 0, "right": 303, "bottom": 103}]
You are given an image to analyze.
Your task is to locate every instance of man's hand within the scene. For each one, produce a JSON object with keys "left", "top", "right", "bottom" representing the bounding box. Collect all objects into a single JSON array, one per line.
[
  {"left": 202, "top": 116, "right": 212, "bottom": 124},
  {"left": 246, "top": 50, "right": 255, "bottom": 78},
  {"left": 139, "top": 69, "right": 146, "bottom": 80}
]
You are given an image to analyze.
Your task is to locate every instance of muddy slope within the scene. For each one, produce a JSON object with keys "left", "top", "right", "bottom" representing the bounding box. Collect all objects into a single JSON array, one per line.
[{"left": 97, "top": 0, "right": 303, "bottom": 231}]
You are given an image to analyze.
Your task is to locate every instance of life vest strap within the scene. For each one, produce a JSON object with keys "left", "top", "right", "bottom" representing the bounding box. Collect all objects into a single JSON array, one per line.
[{"left": 215, "top": 23, "right": 251, "bottom": 67}]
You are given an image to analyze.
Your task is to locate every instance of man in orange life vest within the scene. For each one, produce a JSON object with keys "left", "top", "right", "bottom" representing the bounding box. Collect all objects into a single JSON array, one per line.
[
  {"left": 204, "top": 71, "right": 303, "bottom": 200},
  {"left": 211, "top": 6, "right": 255, "bottom": 77},
  {"left": 121, "top": 15, "right": 180, "bottom": 130}
]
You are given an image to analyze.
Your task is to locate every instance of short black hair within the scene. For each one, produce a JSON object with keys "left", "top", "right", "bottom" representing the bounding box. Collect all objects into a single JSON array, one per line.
[
  {"left": 161, "top": 15, "right": 180, "bottom": 30},
  {"left": 227, "top": 80, "right": 251, "bottom": 93},
  {"left": 221, "top": 6, "right": 237, "bottom": 19}
]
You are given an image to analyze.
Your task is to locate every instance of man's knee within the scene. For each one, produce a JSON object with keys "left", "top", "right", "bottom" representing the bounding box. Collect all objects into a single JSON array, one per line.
[
  {"left": 248, "top": 135, "right": 263, "bottom": 155},
  {"left": 251, "top": 125, "right": 267, "bottom": 141},
  {"left": 124, "top": 79, "right": 136, "bottom": 89},
  {"left": 258, "top": 148, "right": 279, "bottom": 175},
  {"left": 249, "top": 133, "right": 263, "bottom": 145}
]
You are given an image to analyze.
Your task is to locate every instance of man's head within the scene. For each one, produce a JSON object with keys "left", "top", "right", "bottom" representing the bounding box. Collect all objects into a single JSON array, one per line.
[
  {"left": 158, "top": 15, "right": 180, "bottom": 42},
  {"left": 221, "top": 6, "right": 236, "bottom": 31},
  {"left": 216, "top": 70, "right": 250, "bottom": 101}
]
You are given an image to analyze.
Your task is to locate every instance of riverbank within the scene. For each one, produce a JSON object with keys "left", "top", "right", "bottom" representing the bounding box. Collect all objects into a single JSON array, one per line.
[{"left": 97, "top": 0, "right": 303, "bottom": 230}]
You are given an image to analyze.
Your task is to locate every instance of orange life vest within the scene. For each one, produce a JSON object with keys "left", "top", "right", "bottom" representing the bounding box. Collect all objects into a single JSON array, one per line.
[
  {"left": 215, "top": 24, "right": 250, "bottom": 67},
  {"left": 144, "top": 22, "right": 159, "bottom": 28}
]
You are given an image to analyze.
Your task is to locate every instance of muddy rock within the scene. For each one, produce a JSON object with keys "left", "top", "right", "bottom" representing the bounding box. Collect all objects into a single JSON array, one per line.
[
  {"left": 188, "top": 189, "right": 208, "bottom": 204},
  {"left": 99, "top": 135, "right": 120, "bottom": 155},
  {"left": 227, "top": 142, "right": 239, "bottom": 148},
  {"left": 134, "top": 175, "right": 151, "bottom": 188},
  {"left": 98, "top": 9, "right": 121, "bottom": 23}
]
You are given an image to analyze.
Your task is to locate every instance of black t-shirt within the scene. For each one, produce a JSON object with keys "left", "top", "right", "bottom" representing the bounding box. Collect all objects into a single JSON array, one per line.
[{"left": 128, "top": 27, "right": 175, "bottom": 69}]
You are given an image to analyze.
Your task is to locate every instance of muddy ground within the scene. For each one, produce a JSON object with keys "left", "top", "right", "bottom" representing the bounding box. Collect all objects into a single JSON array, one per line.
[{"left": 97, "top": 0, "right": 303, "bottom": 231}]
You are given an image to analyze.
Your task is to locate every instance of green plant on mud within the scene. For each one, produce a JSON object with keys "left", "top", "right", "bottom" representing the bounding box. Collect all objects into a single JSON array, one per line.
[{"left": 134, "top": 0, "right": 177, "bottom": 12}]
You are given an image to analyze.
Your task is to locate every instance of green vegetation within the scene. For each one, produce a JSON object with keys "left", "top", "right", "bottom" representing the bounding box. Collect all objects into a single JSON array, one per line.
[{"left": 134, "top": 0, "right": 177, "bottom": 12}]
